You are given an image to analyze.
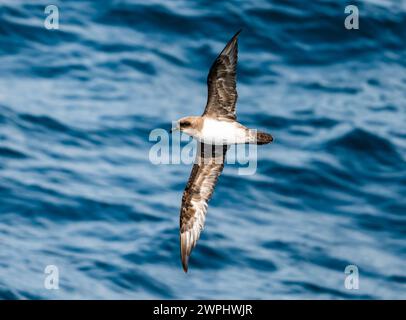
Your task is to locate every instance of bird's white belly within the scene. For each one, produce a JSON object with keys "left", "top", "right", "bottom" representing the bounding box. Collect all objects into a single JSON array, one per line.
[{"left": 198, "top": 118, "right": 248, "bottom": 145}]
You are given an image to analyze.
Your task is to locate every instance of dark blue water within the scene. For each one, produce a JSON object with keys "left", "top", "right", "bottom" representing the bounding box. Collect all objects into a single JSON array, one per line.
[{"left": 0, "top": 0, "right": 405, "bottom": 299}]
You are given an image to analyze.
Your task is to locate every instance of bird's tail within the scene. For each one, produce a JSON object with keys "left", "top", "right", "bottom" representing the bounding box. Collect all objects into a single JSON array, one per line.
[{"left": 249, "top": 130, "right": 273, "bottom": 145}]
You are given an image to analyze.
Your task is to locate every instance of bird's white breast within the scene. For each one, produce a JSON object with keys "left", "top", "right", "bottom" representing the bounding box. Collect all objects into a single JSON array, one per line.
[{"left": 198, "top": 118, "right": 248, "bottom": 145}]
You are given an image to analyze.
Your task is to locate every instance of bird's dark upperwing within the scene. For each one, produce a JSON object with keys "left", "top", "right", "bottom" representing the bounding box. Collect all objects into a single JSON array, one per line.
[
  {"left": 203, "top": 30, "right": 241, "bottom": 121},
  {"left": 180, "top": 143, "right": 228, "bottom": 272}
]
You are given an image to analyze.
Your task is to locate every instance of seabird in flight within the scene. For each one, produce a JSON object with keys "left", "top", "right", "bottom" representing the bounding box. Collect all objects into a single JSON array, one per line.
[{"left": 172, "top": 30, "right": 273, "bottom": 272}]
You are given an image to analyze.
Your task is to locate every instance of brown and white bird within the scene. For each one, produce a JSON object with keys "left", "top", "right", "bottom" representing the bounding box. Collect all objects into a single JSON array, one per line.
[{"left": 173, "top": 30, "right": 273, "bottom": 272}]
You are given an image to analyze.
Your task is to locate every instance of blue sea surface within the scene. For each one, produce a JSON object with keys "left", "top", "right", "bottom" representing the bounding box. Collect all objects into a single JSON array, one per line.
[{"left": 0, "top": 0, "right": 405, "bottom": 299}]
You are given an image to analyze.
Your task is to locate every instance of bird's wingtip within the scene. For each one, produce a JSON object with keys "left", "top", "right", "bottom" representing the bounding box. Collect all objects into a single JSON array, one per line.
[
  {"left": 181, "top": 255, "right": 189, "bottom": 273},
  {"left": 233, "top": 29, "right": 242, "bottom": 39},
  {"left": 180, "top": 233, "right": 190, "bottom": 273},
  {"left": 182, "top": 265, "right": 188, "bottom": 273}
]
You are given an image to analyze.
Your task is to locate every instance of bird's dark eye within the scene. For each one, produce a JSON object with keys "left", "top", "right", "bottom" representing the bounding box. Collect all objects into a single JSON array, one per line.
[{"left": 181, "top": 121, "right": 191, "bottom": 127}]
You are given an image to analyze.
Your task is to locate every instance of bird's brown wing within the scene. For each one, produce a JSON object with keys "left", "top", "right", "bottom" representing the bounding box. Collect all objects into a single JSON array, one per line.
[
  {"left": 203, "top": 30, "right": 241, "bottom": 121},
  {"left": 179, "top": 143, "right": 228, "bottom": 272}
]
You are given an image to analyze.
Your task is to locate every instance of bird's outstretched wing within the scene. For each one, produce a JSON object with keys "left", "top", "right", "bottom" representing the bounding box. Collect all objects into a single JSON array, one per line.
[
  {"left": 203, "top": 30, "right": 241, "bottom": 121},
  {"left": 180, "top": 143, "right": 228, "bottom": 272}
]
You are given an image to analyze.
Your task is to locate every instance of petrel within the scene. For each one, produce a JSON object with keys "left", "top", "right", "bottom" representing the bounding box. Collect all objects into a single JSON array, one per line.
[{"left": 172, "top": 30, "right": 273, "bottom": 272}]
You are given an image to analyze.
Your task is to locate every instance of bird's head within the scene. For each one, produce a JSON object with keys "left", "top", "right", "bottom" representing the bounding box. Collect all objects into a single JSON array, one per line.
[{"left": 171, "top": 116, "right": 202, "bottom": 137}]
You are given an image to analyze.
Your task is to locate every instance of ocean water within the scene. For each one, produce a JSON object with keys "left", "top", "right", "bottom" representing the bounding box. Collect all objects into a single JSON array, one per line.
[{"left": 0, "top": 0, "right": 405, "bottom": 299}]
